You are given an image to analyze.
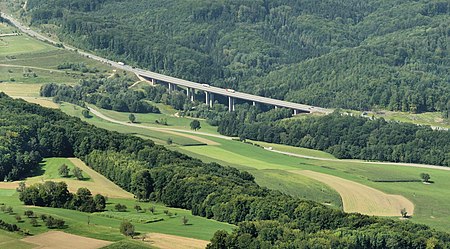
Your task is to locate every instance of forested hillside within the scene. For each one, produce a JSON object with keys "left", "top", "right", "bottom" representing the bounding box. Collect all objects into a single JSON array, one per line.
[
  {"left": 12, "top": 0, "right": 450, "bottom": 114},
  {"left": 2, "top": 94, "right": 450, "bottom": 248}
]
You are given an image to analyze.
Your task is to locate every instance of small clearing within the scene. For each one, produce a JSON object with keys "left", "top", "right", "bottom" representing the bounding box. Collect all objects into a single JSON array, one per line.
[
  {"left": 291, "top": 170, "right": 415, "bottom": 216},
  {"left": 21, "top": 231, "right": 111, "bottom": 249},
  {"left": 145, "top": 233, "right": 209, "bottom": 249}
]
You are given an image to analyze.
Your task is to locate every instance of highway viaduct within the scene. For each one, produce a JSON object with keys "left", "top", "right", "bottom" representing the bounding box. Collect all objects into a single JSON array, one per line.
[
  {"left": 2, "top": 12, "right": 332, "bottom": 115},
  {"left": 135, "top": 69, "right": 332, "bottom": 114}
]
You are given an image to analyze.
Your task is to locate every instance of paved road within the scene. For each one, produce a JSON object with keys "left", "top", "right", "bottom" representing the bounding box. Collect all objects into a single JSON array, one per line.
[
  {"left": 265, "top": 148, "right": 450, "bottom": 172},
  {"left": 88, "top": 107, "right": 231, "bottom": 144},
  {"left": 2, "top": 13, "right": 332, "bottom": 114}
]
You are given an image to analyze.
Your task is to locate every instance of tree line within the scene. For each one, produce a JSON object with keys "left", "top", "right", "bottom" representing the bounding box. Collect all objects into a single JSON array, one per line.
[
  {"left": 217, "top": 108, "right": 450, "bottom": 167},
  {"left": 1, "top": 94, "right": 450, "bottom": 247}
]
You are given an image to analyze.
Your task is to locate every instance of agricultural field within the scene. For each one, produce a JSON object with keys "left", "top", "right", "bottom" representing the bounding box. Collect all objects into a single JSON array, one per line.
[{"left": 0, "top": 157, "right": 234, "bottom": 248}]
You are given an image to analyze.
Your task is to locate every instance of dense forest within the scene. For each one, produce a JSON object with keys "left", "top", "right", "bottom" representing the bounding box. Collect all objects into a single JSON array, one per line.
[
  {"left": 2, "top": 94, "right": 450, "bottom": 247},
  {"left": 12, "top": 0, "right": 450, "bottom": 115}
]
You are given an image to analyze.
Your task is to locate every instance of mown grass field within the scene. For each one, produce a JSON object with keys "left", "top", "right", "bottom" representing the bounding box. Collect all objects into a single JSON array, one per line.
[
  {"left": 92, "top": 105, "right": 219, "bottom": 135},
  {"left": 0, "top": 35, "right": 55, "bottom": 56}
]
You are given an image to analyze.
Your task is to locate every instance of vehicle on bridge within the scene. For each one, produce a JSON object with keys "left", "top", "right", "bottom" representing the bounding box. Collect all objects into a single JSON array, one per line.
[
  {"left": 117, "top": 62, "right": 125, "bottom": 66},
  {"left": 226, "top": 88, "right": 235, "bottom": 93},
  {"left": 202, "top": 84, "right": 210, "bottom": 87}
]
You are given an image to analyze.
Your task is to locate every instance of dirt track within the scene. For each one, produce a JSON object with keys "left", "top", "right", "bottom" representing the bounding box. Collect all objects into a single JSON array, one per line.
[
  {"left": 89, "top": 107, "right": 222, "bottom": 145},
  {"left": 292, "top": 170, "right": 414, "bottom": 216},
  {"left": 21, "top": 231, "right": 111, "bottom": 249}
]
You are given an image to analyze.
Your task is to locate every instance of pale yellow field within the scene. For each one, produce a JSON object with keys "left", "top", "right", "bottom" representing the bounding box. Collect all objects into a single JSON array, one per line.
[
  {"left": 0, "top": 83, "right": 41, "bottom": 97},
  {"left": 145, "top": 233, "right": 209, "bottom": 249},
  {"left": 13, "top": 97, "right": 59, "bottom": 108},
  {"left": 21, "top": 231, "right": 111, "bottom": 249},
  {"left": 0, "top": 158, "right": 133, "bottom": 199},
  {"left": 292, "top": 170, "right": 415, "bottom": 216}
]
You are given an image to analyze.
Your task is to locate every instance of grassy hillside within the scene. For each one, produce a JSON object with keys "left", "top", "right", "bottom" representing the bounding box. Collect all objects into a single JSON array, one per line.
[{"left": 7, "top": 0, "right": 450, "bottom": 115}]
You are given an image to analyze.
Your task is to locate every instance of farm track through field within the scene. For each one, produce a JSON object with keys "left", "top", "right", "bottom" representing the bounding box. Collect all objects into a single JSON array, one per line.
[
  {"left": 89, "top": 107, "right": 226, "bottom": 145},
  {"left": 292, "top": 170, "right": 414, "bottom": 216},
  {"left": 0, "top": 63, "right": 66, "bottom": 73}
]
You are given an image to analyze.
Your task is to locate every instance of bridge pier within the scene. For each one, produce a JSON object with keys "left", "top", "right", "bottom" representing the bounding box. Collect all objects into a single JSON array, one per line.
[
  {"left": 150, "top": 78, "right": 156, "bottom": 86},
  {"left": 294, "top": 109, "right": 298, "bottom": 115},
  {"left": 168, "top": 83, "right": 174, "bottom": 93},
  {"left": 209, "top": 93, "right": 214, "bottom": 107},
  {"left": 205, "top": 91, "right": 214, "bottom": 107},
  {"left": 228, "top": 97, "right": 235, "bottom": 112},
  {"left": 252, "top": 101, "right": 256, "bottom": 106},
  {"left": 186, "top": 87, "right": 195, "bottom": 102}
]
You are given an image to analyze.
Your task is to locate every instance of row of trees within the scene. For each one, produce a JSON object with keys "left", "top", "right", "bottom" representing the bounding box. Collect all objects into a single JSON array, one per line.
[
  {"left": 2, "top": 94, "right": 450, "bottom": 246},
  {"left": 19, "top": 181, "right": 106, "bottom": 212},
  {"left": 0, "top": 219, "right": 20, "bottom": 232}
]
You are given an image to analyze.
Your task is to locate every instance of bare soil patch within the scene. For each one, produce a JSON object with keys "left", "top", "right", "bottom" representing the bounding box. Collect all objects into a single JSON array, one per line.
[
  {"left": 144, "top": 233, "right": 209, "bottom": 249},
  {"left": 291, "top": 170, "right": 414, "bottom": 216},
  {"left": 21, "top": 231, "right": 111, "bottom": 249}
]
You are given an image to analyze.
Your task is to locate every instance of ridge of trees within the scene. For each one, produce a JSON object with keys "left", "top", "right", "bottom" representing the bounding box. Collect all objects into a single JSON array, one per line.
[{"left": 1, "top": 93, "right": 450, "bottom": 247}]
